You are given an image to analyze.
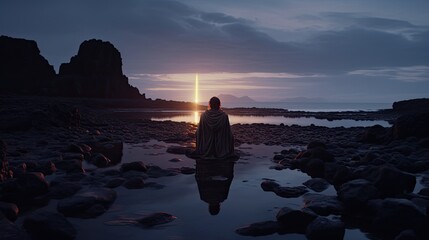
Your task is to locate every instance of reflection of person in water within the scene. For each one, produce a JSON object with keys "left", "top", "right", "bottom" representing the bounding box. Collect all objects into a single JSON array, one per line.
[
  {"left": 195, "top": 159, "right": 235, "bottom": 215},
  {"left": 194, "top": 97, "right": 235, "bottom": 160}
]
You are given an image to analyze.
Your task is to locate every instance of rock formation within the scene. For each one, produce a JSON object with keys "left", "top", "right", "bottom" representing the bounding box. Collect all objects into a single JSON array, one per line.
[
  {"left": 0, "top": 36, "right": 56, "bottom": 94},
  {"left": 58, "top": 39, "right": 142, "bottom": 98}
]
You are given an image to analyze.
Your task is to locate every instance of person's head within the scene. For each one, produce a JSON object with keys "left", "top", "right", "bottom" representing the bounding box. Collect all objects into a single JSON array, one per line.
[
  {"left": 209, "top": 203, "right": 221, "bottom": 215},
  {"left": 209, "top": 97, "right": 221, "bottom": 110}
]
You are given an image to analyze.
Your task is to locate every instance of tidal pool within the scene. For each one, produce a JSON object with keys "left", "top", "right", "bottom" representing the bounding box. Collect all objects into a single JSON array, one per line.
[
  {"left": 68, "top": 140, "right": 369, "bottom": 240},
  {"left": 151, "top": 112, "right": 391, "bottom": 128}
]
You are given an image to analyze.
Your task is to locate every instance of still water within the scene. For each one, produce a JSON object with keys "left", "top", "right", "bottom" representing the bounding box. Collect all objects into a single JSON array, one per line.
[
  {"left": 151, "top": 111, "right": 391, "bottom": 128},
  {"left": 69, "top": 141, "right": 368, "bottom": 240}
]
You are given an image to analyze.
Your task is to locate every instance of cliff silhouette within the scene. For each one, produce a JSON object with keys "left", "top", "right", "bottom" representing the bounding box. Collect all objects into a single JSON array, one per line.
[{"left": 0, "top": 36, "right": 142, "bottom": 99}]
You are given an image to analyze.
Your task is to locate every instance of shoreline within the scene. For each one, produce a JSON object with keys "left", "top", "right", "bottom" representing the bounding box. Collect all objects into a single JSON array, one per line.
[{"left": 1, "top": 95, "right": 429, "bottom": 240}]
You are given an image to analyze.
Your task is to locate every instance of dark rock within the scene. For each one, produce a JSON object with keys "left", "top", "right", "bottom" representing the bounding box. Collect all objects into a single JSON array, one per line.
[
  {"left": 169, "top": 158, "right": 182, "bottom": 162},
  {"left": 273, "top": 154, "right": 285, "bottom": 161},
  {"left": 22, "top": 211, "right": 76, "bottom": 240},
  {"left": 302, "top": 193, "right": 343, "bottom": 216},
  {"left": 374, "top": 166, "right": 416, "bottom": 197},
  {"left": 58, "top": 39, "right": 142, "bottom": 98},
  {"left": 323, "top": 163, "right": 352, "bottom": 187},
  {"left": 418, "top": 187, "right": 429, "bottom": 196},
  {"left": 0, "top": 36, "right": 56, "bottom": 95},
  {"left": 62, "top": 153, "right": 84, "bottom": 161},
  {"left": 303, "top": 178, "right": 330, "bottom": 192},
  {"left": 47, "top": 182, "right": 82, "bottom": 199},
  {"left": 166, "top": 146, "right": 193, "bottom": 155},
  {"left": 136, "top": 212, "right": 177, "bottom": 227},
  {"left": 54, "top": 159, "right": 84, "bottom": 173},
  {"left": 337, "top": 179, "right": 380, "bottom": 208},
  {"left": 104, "top": 178, "right": 125, "bottom": 188},
  {"left": 305, "top": 217, "right": 345, "bottom": 240},
  {"left": 123, "top": 177, "right": 145, "bottom": 189},
  {"left": 307, "top": 141, "right": 326, "bottom": 150},
  {"left": 0, "top": 202, "right": 19, "bottom": 222},
  {"left": 57, "top": 188, "right": 116, "bottom": 218},
  {"left": 393, "top": 98, "right": 429, "bottom": 113},
  {"left": 66, "top": 144, "right": 84, "bottom": 154},
  {"left": 306, "top": 158, "right": 325, "bottom": 178},
  {"left": 393, "top": 112, "right": 429, "bottom": 139},
  {"left": 273, "top": 186, "right": 308, "bottom": 198},
  {"left": 261, "top": 180, "right": 308, "bottom": 198},
  {"left": 368, "top": 198, "right": 426, "bottom": 239},
  {"left": 297, "top": 147, "right": 334, "bottom": 162},
  {"left": 394, "top": 229, "right": 417, "bottom": 240},
  {"left": 147, "top": 166, "right": 178, "bottom": 178},
  {"left": 261, "top": 180, "right": 280, "bottom": 192},
  {"left": 90, "top": 153, "right": 111, "bottom": 168},
  {"left": 360, "top": 125, "right": 390, "bottom": 143},
  {"left": 276, "top": 207, "right": 317, "bottom": 233},
  {"left": 180, "top": 167, "right": 195, "bottom": 175},
  {"left": 120, "top": 161, "right": 147, "bottom": 172},
  {"left": 0, "top": 213, "right": 30, "bottom": 240},
  {"left": 235, "top": 221, "right": 279, "bottom": 236},
  {"left": 90, "top": 141, "right": 123, "bottom": 164}
]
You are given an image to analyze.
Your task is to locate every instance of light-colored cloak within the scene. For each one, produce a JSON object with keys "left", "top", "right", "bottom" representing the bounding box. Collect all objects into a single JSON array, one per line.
[{"left": 195, "top": 109, "right": 234, "bottom": 159}]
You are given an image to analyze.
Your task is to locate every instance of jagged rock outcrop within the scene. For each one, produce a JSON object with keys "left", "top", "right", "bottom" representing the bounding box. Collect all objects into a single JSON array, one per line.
[
  {"left": 392, "top": 98, "right": 429, "bottom": 113},
  {"left": 0, "top": 36, "right": 56, "bottom": 94},
  {"left": 58, "top": 39, "right": 142, "bottom": 98}
]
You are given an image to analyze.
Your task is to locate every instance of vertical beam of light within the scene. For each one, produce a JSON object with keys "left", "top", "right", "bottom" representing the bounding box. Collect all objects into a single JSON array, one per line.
[{"left": 195, "top": 73, "right": 199, "bottom": 104}]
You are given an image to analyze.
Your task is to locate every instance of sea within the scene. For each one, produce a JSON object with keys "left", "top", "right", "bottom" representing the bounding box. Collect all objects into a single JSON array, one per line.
[
  {"left": 219, "top": 101, "right": 391, "bottom": 112},
  {"left": 148, "top": 102, "right": 393, "bottom": 128}
]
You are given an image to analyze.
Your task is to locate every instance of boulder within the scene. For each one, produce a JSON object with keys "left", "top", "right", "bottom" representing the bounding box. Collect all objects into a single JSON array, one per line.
[
  {"left": 261, "top": 180, "right": 308, "bottom": 198},
  {"left": 46, "top": 182, "right": 82, "bottom": 199},
  {"left": 368, "top": 198, "right": 426, "bottom": 239},
  {"left": 104, "top": 178, "right": 125, "bottom": 188},
  {"left": 360, "top": 125, "right": 390, "bottom": 143},
  {"left": 22, "top": 211, "right": 76, "bottom": 240},
  {"left": 305, "top": 217, "right": 345, "bottom": 240},
  {"left": 0, "top": 202, "right": 19, "bottom": 222},
  {"left": 337, "top": 179, "right": 380, "bottom": 208},
  {"left": 58, "top": 39, "right": 142, "bottom": 98},
  {"left": 90, "top": 153, "right": 111, "bottom": 168},
  {"left": 57, "top": 188, "right": 116, "bottom": 218},
  {"left": 123, "top": 177, "right": 145, "bottom": 189},
  {"left": 136, "top": 212, "right": 177, "bottom": 227},
  {"left": 374, "top": 166, "right": 415, "bottom": 197},
  {"left": 393, "top": 112, "right": 429, "bottom": 139},
  {"left": 303, "top": 178, "right": 330, "bottom": 192},
  {"left": 276, "top": 207, "right": 317, "bottom": 233},
  {"left": 0, "top": 35, "right": 56, "bottom": 95},
  {"left": 235, "top": 221, "right": 279, "bottom": 236},
  {"left": 147, "top": 166, "right": 178, "bottom": 178},
  {"left": 120, "top": 161, "right": 147, "bottom": 172},
  {"left": 1, "top": 172, "right": 50, "bottom": 203},
  {"left": 302, "top": 193, "right": 343, "bottom": 216},
  {"left": 0, "top": 213, "right": 30, "bottom": 240}
]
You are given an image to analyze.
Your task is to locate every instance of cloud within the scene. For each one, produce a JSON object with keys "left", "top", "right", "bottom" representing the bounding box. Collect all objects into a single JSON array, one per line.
[
  {"left": 348, "top": 65, "right": 429, "bottom": 82},
  {"left": 1, "top": 0, "right": 429, "bottom": 77}
]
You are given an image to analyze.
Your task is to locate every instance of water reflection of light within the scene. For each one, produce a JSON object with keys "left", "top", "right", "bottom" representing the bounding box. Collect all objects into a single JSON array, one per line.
[{"left": 193, "top": 111, "right": 202, "bottom": 124}]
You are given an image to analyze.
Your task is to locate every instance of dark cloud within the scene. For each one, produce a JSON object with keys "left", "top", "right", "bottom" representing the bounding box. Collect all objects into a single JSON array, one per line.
[{"left": 1, "top": 0, "right": 428, "bottom": 76}]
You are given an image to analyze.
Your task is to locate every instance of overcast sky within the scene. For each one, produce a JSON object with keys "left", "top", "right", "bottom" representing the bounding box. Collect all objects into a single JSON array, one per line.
[{"left": 1, "top": 0, "right": 428, "bottom": 102}]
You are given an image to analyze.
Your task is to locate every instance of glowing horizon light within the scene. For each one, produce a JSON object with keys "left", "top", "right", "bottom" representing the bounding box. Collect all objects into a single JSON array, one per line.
[{"left": 195, "top": 73, "right": 199, "bottom": 104}]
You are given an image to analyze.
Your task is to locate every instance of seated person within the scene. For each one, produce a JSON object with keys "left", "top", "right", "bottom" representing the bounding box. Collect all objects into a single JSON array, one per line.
[{"left": 194, "top": 97, "right": 235, "bottom": 159}]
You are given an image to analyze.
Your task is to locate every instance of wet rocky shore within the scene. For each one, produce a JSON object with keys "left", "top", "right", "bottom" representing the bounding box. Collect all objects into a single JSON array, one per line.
[{"left": 1, "top": 95, "right": 429, "bottom": 240}]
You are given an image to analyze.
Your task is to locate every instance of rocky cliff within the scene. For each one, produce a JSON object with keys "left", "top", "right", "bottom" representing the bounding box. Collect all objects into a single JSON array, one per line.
[
  {"left": 58, "top": 39, "right": 142, "bottom": 98},
  {"left": 0, "top": 36, "right": 56, "bottom": 94}
]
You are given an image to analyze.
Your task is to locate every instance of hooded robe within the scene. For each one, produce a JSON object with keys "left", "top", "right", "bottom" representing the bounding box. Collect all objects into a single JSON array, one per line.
[{"left": 195, "top": 109, "right": 234, "bottom": 159}]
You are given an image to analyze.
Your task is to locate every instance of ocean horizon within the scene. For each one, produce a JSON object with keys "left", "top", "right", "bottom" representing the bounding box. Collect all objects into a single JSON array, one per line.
[{"left": 220, "top": 101, "right": 391, "bottom": 112}]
